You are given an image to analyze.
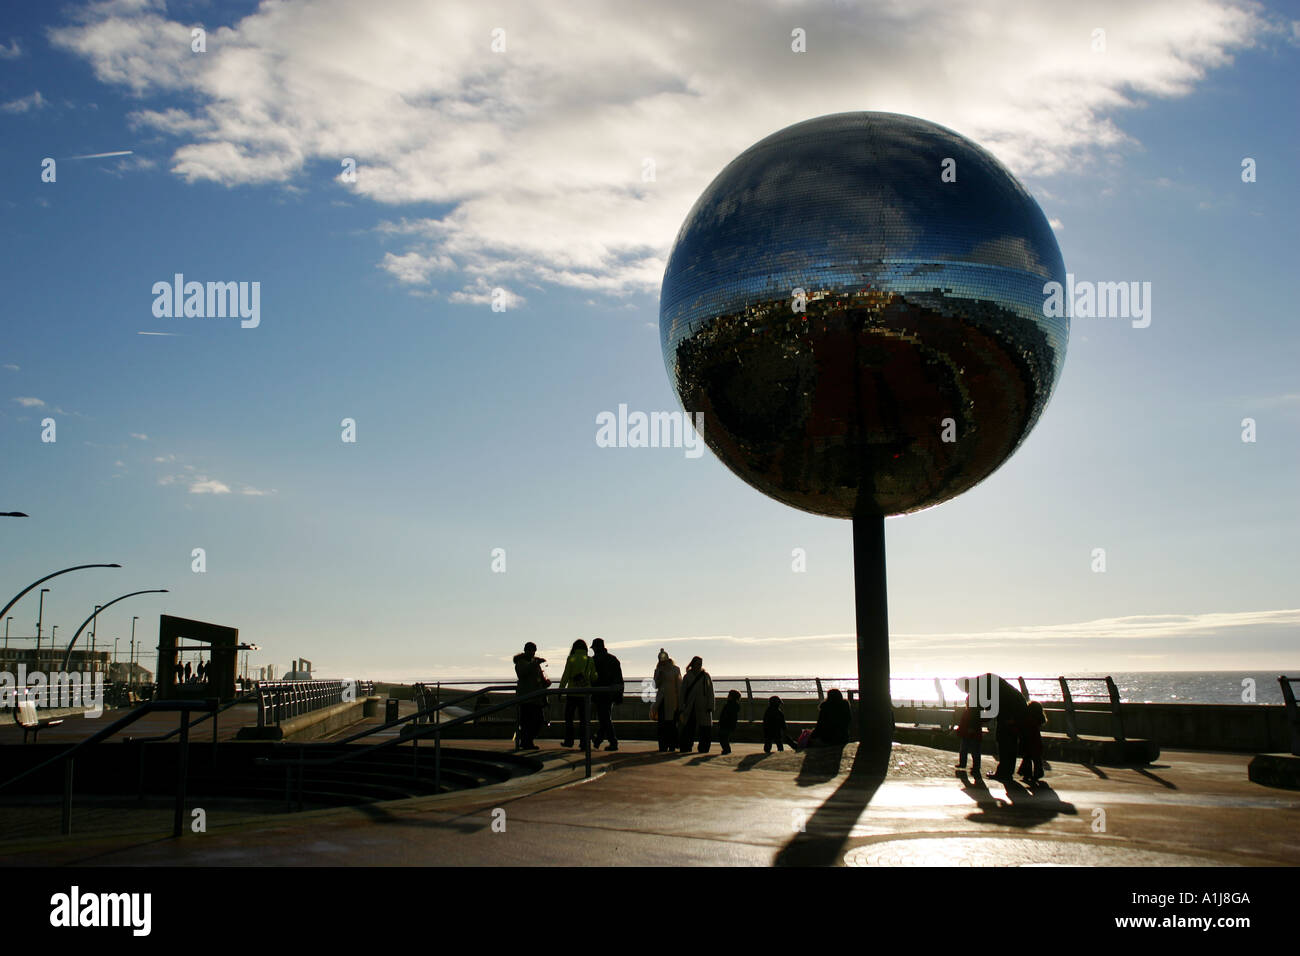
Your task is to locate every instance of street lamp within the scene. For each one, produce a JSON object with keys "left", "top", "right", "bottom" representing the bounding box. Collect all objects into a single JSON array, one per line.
[
  {"left": 60, "top": 591, "right": 167, "bottom": 671},
  {"left": 89, "top": 605, "right": 101, "bottom": 675},
  {"left": 3, "top": 616, "right": 11, "bottom": 650},
  {"left": 0, "top": 563, "right": 122, "bottom": 648},
  {"left": 129, "top": 616, "right": 139, "bottom": 689},
  {"left": 35, "top": 588, "right": 49, "bottom": 668},
  {"left": 50, "top": 625, "right": 58, "bottom": 669}
]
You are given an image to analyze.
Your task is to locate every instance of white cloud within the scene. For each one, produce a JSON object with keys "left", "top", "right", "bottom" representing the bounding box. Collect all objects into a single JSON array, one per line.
[
  {"left": 158, "top": 464, "right": 275, "bottom": 498},
  {"left": 0, "top": 39, "right": 22, "bottom": 60},
  {"left": 2, "top": 364, "right": 19, "bottom": 371},
  {"left": 50, "top": 0, "right": 1265, "bottom": 297},
  {"left": 447, "top": 277, "right": 525, "bottom": 308},
  {"left": 12, "top": 396, "right": 45, "bottom": 407},
  {"left": 1, "top": 91, "right": 47, "bottom": 114},
  {"left": 889, "top": 608, "right": 1300, "bottom": 647},
  {"left": 129, "top": 432, "right": 148, "bottom": 440},
  {"left": 189, "top": 478, "right": 231, "bottom": 495},
  {"left": 379, "top": 251, "right": 455, "bottom": 285}
]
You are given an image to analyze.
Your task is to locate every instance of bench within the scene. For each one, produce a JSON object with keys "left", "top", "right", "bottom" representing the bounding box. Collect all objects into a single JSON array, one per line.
[{"left": 15, "top": 696, "right": 64, "bottom": 743}]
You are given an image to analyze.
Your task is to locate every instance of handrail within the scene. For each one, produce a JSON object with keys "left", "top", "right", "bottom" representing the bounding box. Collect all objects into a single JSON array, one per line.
[
  {"left": 128, "top": 691, "right": 259, "bottom": 744},
  {"left": 258, "top": 685, "right": 618, "bottom": 809},
  {"left": 0, "top": 697, "right": 216, "bottom": 837},
  {"left": 328, "top": 684, "right": 515, "bottom": 746},
  {"left": 258, "top": 683, "right": 576, "bottom": 769}
]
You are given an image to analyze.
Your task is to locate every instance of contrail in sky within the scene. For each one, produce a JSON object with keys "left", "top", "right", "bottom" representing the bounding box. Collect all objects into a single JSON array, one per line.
[{"left": 66, "top": 150, "right": 134, "bottom": 160}]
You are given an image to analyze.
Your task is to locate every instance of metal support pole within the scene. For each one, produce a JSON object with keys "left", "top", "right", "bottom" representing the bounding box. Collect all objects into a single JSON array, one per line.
[
  {"left": 745, "top": 678, "right": 754, "bottom": 723},
  {"left": 434, "top": 728, "right": 441, "bottom": 792},
  {"left": 584, "top": 693, "right": 592, "bottom": 779},
  {"left": 61, "top": 760, "right": 73, "bottom": 835},
  {"left": 174, "top": 714, "right": 190, "bottom": 837},
  {"left": 853, "top": 515, "right": 892, "bottom": 767},
  {"left": 137, "top": 743, "right": 147, "bottom": 801}
]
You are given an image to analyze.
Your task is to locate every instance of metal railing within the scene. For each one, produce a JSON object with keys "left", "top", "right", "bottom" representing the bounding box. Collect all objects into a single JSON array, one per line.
[
  {"left": 0, "top": 698, "right": 217, "bottom": 837},
  {"left": 258, "top": 685, "right": 619, "bottom": 810},
  {"left": 255, "top": 679, "right": 374, "bottom": 727},
  {"left": 409, "top": 674, "right": 1123, "bottom": 724},
  {"left": 129, "top": 689, "right": 260, "bottom": 745}
]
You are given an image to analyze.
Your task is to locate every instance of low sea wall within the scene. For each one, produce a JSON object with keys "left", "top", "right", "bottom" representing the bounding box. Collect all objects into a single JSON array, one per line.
[{"left": 411, "top": 686, "right": 1292, "bottom": 754}]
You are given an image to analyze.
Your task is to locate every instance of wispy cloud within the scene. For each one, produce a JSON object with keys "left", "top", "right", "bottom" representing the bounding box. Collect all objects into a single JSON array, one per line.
[
  {"left": 158, "top": 463, "right": 275, "bottom": 498},
  {"left": 888, "top": 609, "right": 1300, "bottom": 651},
  {"left": 593, "top": 609, "right": 1300, "bottom": 658},
  {"left": 0, "top": 39, "right": 22, "bottom": 59},
  {"left": 11, "top": 396, "right": 44, "bottom": 408},
  {"left": 1, "top": 90, "right": 46, "bottom": 113},
  {"left": 129, "top": 432, "right": 148, "bottom": 440},
  {"left": 189, "top": 478, "right": 231, "bottom": 495},
  {"left": 2, "top": 364, "right": 19, "bottom": 371},
  {"left": 49, "top": 0, "right": 1265, "bottom": 300}
]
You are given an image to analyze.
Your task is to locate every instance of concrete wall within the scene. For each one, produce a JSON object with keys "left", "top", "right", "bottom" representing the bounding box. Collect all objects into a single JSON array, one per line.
[
  {"left": 423, "top": 686, "right": 1292, "bottom": 754},
  {"left": 235, "top": 698, "right": 372, "bottom": 741}
]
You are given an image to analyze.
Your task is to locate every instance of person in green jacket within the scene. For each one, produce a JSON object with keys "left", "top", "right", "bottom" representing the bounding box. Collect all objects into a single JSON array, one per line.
[{"left": 559, "top": 639, "right": 598, "bottom": 747}]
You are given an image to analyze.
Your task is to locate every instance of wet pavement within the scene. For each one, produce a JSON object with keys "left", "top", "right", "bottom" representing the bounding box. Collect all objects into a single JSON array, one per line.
[{"left": 1, "top": 739, "right": 1295, "bottom": 866}]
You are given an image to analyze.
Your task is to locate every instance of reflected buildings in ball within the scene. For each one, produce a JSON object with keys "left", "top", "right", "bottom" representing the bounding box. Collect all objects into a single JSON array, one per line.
[{"left": 660, "top": 112, "right": 1068, "bottom": 518}]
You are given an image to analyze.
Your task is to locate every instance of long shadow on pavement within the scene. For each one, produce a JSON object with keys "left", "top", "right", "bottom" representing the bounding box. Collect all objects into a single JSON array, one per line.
[
  {"left": 964, "top": 777, "right": 1077, "bottom": 828},
  {"left": 773, "top": 744, "right": 888, "bottom": 867}
]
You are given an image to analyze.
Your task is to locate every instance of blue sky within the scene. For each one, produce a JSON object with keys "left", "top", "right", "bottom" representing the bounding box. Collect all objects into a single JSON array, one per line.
[{"left": 1, "top": 0, "right": 1297, "bottom": 682}]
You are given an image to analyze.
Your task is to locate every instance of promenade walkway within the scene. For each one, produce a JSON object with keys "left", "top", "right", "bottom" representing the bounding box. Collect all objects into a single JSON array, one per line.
[
  {"left": 1, "top": 740, "right": 1295, "bottom": 866},
  {"left": 0, "top": 704, "right": 260, "bottom": 745}
]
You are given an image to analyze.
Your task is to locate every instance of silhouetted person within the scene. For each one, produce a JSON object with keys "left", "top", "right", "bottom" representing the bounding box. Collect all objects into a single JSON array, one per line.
[
  {"left": 174, "top": 662, "right": 183, "bottom": 684},
  {"left": 559, "top": 639, "right": 596, "bottom": 748},
  {"left": 678, "top": 656, "right": 714, "bottom": 753},
  {"left": 513, "top": 641, "right": 547, "bottom": 750},
  {"left": 975, "top": 673, "right": 1029, "bottom": 780},
  {"left": 717, "top": 689, "right": 741, "bottom": 754},
  {"left": 807, "top": 688, "right": 852, "bottom": 747},
  {"left": 763, "top": 696, "right": 799, "bottom": 753},
  {"left": 184, "top": 660, "right": 192, "bottom": 683},
  {"left": 589, "top": 638, "right": 624, "bottom": 752},
  {"left": 954, "top": 677, "right": 983, "bottom": 775},
  {"left": 653, "top": 650, "right": 682, "bottom": 752},
  {"left": 1018, "top": 700, "right": 1047, "bottom": 781}
]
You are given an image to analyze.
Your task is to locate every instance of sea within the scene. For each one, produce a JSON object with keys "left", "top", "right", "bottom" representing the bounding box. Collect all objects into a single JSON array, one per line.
[
  {"left": 422, "top": 671, "right": 1295, "bottom": 706},
  {"left": 715, "top": 672, "right": 1294, "bottom": 706}
]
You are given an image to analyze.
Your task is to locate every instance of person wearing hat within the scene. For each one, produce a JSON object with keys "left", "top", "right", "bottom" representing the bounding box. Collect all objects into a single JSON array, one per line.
[{"left": 652, "top": 649, "right": 682, "bottom": 752}]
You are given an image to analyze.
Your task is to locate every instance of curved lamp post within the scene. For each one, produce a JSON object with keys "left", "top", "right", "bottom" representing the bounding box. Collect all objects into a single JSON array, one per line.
[
  {"left": 0, "top": 564, "right": 122, "bottom": 625},
  {"left": 1, "top": 512, "right": 29, "bottom": 517},
  {"left": 60, "top": 589, "right": 168, "bottom": 670}
]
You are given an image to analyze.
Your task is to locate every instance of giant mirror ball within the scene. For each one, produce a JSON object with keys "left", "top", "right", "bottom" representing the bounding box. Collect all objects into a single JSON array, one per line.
[{"left": 660, "top": 112, "right": 1068, "bottom": 518}]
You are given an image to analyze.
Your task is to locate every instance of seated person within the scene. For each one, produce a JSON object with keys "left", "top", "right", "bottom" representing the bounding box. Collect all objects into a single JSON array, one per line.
[{"left": 807, "top": 688, "right": 852, "bottom": 747}]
